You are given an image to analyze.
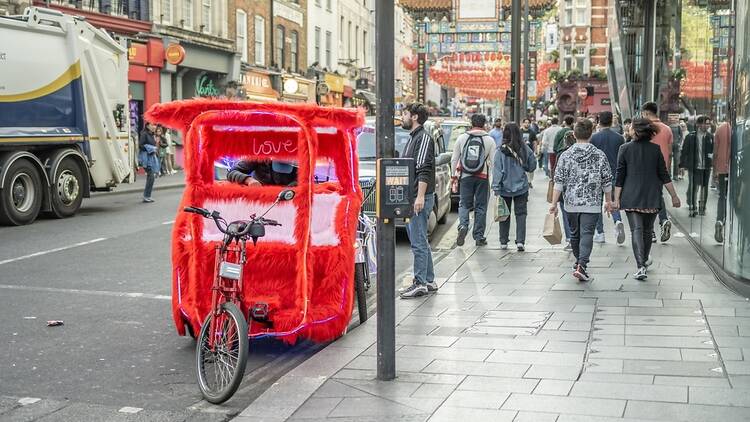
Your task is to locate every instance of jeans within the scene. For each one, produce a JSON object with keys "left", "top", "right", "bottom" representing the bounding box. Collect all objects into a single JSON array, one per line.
[
  {"left": 687, "top": 168, "right": 710, "bottom": 210},
  {"left": 658, "top": 207, "right": 668, "bottom": 225},
  {"left": 406, "top": 194, "right": 435, "bottom": 285},
  {"left": 568, "top": 212, "right": 599, "bottom": 267},
  {"left": 626, "top": 212, "right": 658, "bottom": 268},
  {"left": 143, "top": 169, "right": 156, "bottom": 199},
  {"left": 717, "top": 174, "right": 728, "bottom": 223},
  {"left": 458, "top": 176, "right": 490, "bottom": 241},
  {"left": 498, "top": 193, "right": 529, "bottom": 245}
]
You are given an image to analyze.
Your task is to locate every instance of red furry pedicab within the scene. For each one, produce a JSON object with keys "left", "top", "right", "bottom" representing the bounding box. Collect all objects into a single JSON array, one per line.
[{"left": 146, "top": 100, "right": 364, "bottom": 403}]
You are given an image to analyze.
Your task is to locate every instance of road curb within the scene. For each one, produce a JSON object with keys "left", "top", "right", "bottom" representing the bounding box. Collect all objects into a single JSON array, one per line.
[{"left": 91, "top": 181, "right": 186, "bottom": 197}]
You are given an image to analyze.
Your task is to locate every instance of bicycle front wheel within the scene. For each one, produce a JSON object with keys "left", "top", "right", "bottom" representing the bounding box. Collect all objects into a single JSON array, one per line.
[{"left": 196, "top": 302, "right": 249, "bottom": 404}]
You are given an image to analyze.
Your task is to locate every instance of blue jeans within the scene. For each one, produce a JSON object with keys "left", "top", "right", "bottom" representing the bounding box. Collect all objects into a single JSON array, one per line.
[
  {"left": 406, "top": 194, "right": 435, "bottom": 285},
  {"left": 596, "top": 209, "right": 622, "bottom": 234},
  {"left": 458, "top": 176, "right": 489, "bottom": 241},
  {"left": 143, "top": 169, "right": 156, "bottom": 199}
]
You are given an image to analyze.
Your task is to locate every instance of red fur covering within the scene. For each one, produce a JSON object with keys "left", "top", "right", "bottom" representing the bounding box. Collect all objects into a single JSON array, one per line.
[{"left": 145, "top": 100, "right": 365, "bottom": 344}]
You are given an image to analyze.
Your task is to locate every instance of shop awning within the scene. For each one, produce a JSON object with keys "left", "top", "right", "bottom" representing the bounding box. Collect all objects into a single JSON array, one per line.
[{"left": 355, "top": 90, "right": 377, "bottom": 104}]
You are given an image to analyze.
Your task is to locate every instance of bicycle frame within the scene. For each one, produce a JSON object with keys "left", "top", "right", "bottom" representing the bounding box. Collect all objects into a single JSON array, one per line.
[{"left": 207, "top": 236, "right": 247, "bottom": 351}]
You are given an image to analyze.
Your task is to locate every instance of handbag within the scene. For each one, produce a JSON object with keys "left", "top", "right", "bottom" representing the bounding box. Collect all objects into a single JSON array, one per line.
[
  {"left": 495, "top": 196, "right": 510, "bottom": 222},
  {"left": 546, "top": 180, "right": 555, "bottom": 203},
  {"left": 543, "top": 213, "right": 563, "bottom": 245}
]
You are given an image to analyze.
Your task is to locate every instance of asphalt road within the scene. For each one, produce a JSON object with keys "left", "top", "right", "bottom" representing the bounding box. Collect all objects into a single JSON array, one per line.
[{"left": 0, "top": 185, "right": 456, "bottom": 421}]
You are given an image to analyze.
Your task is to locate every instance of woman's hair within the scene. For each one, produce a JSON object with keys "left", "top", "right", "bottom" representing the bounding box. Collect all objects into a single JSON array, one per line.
[
  {"left": 631, "top": 118, "right": 658, "bottom": 142},
  {"left": 502, "top": 122, "right": 527, "bottom": 161}
]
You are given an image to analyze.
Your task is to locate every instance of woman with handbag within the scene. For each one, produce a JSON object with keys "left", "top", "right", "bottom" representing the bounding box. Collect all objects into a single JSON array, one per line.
[{"left": 492, "top": 122, "right": 537, "bottom": 251}]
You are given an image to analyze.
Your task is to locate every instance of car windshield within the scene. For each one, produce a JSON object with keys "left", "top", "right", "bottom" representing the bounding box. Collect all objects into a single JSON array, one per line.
[{"left": 356, "top": 127, "right": 411, "bottom": 160}]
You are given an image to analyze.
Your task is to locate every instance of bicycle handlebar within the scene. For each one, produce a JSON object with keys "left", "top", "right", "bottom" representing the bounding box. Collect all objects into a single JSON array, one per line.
[{"left": 182, "top": 207, "right": 281, "bottom": 237}]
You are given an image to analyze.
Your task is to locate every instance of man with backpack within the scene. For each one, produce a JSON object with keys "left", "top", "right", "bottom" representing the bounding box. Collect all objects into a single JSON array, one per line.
[{"left": 451, "top": 114, "right": 496, "bottom": 247}]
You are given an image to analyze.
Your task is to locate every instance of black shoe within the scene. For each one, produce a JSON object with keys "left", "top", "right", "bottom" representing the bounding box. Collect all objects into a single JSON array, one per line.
[
  {"left": 573, "top": 264, "right": 590, "bottom": 282},
  {"left": 456, "top": 226, "right": 469, "bottom": 246},
  {"left": 660, "top": 220, "right": 672, "bottom": 242},
  {"left": 715, "top": 221, "right": 724, "bottom": 243},
  {"left": 475, "top": 238, "right": 488, "bottom": 247},
  {"left": 399, "top": 282, "right": 428, "bottom": 299}
]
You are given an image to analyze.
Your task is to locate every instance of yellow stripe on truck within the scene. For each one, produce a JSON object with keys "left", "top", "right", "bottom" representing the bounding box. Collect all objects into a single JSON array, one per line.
[
  {"left": 0, "top": 62, "right": 81, "bottom": 102},
  {"left": 0, "top": 136, "right": 84, "bottom": 143}
]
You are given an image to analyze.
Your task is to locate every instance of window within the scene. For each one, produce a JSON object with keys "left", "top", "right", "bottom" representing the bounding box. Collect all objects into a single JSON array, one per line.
[
  {"left": 340, "top": 17, "right": 344, "bottom": 57},
  {"left": 236, "top": 9, "right": 247, "bottom": 63},
  {"left": 325, "top": 31, "right": 332, "bottom": 69},
  {"left": 315, "top": 0, "right": 321, "bottom": 7},
  {"left": 290, "top": 30, "right": 298, "bottom": 72},
  {"left": 355, "top": 25, "right": 359, "bottom": 63},
  {"left": 362, "top": 30, "right": 367, "bottom": 67},
  {"left": 348, "top": 21, "right": 352, "bottom": 59},
  {"left": 254, "top": 16, "right": 265, "bottom": 66},
  {"left": 275, "top": 25, "right": 285, "bottom": 69},
  {"left": 201, "top": 0, "right": 211, "bottom": 33},
  {"left": 326, "top": 0, "right": 331, "bottom": 11},
  {"left": 575, "top": 46, "right": 586, "bottom": 70},
  {"left": 161, "top": 0, "right": 172, "bottom": 24},
  {"left": 576, "top": 8, "right": 586, "bottom": 25},
  {"left": 563, "top": 46, "right": 572, "bottom": 71},
  {"left": 183, "top": 0, "right": 193, "bottom": 29},
  {"left": 314, "top": 27, "right": 321, "bottom": 64},
  {"left": 563, "top": 0, "right": 573, "bottom": 26}
]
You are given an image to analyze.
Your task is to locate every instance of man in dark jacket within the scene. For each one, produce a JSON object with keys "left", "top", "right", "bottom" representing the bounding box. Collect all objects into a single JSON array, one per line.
[
  {"left": 139, "top": 122, "right": 159, "bottom": 203},
  {"left": 590, "top": 111, "right": 625, "bottom": 244},
  {"left": 679, "top": 116, "right": 714, "bottom": 217},
  {"left": 399, "top": 103, "right": 437, "bottom": 299},
  {"left": 227, "top": 160, "right": 298, "bottom": 186}
]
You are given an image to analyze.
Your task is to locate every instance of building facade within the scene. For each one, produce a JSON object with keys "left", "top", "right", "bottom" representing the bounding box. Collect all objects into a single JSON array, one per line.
[
  {"left": 558, "top": 0, "right": 608, "bottom": 73},
  {"left": 338, "top": 0, "right": 375, "bottom": 108}
]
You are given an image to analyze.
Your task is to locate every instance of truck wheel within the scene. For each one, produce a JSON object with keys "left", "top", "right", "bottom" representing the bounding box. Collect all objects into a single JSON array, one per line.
[
  {"left": 0, "top": 159, "right": 43, "bottom": 226},
  {"left": 49, "top": 157, "right": 84, "bottom": 218}
]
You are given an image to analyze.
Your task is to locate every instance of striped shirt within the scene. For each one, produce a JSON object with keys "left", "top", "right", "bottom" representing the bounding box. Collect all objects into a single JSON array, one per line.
[{"left": 404, "top": 125, "right": 436, "bottom": 195}]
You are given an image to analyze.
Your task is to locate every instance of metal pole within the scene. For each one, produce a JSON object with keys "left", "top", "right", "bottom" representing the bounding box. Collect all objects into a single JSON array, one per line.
[
  {"left": 511, "top": 0, "right": 522, "bottom": 122},
  {"left": 375, "top": 0, "right": 396, "bottom": 381},
  {"left": 674, "top": 0, "right": 682, "bottom": 72},
  {"left": 642, "top": 0, "right": 657, "bottom": 103},
  {"left": 523, "top": 0, "right": 530, "bottom": 119}
]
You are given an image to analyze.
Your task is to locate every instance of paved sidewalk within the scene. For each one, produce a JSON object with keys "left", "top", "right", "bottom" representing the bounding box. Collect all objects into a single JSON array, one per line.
[
  {"left": 235, "top": 175, "right": 750, "bottom": 422},
  {"left": 91, "top": 170, "right": 185, "bottom": 196}
]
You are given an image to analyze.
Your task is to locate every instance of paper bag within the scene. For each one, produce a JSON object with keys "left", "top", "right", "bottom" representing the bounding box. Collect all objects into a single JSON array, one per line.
[
  {"left": 495, "top": 196, "right": 510, "bottom": 222},
  {"left": 543, "top": 213, "right": 563, "bottom": 245},
  {"left": 546, "top": 180, "right": 555, "bottom": 203}
]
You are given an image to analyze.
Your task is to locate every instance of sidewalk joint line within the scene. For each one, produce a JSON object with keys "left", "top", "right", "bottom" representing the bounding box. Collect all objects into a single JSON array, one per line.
[{"left": 698, "top": 299, "right": 733, "bottom": 388}]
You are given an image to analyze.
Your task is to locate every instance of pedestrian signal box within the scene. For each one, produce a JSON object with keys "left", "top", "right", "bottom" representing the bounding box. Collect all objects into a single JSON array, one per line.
[{"left": 376, "top": 158, "right": 415, "bottom": 219}]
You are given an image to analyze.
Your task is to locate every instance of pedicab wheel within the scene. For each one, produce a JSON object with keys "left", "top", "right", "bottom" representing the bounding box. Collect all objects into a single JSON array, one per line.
[
  {"left": 354, "top": 262, "right": 369, "bottom": 323},
  {"left": 196, "top": 302, "right": 248, "bottom": 404}
]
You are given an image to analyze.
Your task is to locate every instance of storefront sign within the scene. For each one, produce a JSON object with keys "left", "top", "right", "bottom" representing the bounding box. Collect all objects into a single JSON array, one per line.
[
  {"left": 417, "top": 53, "right": 426, "bottom": 103},
  {"left": 324, "top": 74, "right": 344, "bottom": 92},
  {"left": 165, "top": 44, "right": 185, "bottom": 65},
  {"left": 128, "top": 42, "right": 148, "bottom": 66},
  {"left": 274, "top": 1, "right": 303, "bottom": 26},
  {"left": 196, "top": 74, "right": 220, "bottom": 97},
  {"left": 244, "top": 71, "right": 278, "bottom": 101}
]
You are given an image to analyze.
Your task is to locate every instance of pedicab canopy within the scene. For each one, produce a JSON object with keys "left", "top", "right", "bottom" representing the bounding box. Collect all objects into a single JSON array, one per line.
[{"left": 145, "top": 100, "right": 365, "bottom": 344}]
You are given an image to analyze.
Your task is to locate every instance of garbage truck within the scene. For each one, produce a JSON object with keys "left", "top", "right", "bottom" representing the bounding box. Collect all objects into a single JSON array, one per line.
[{"left": 0, "top": 7, "right": 133, "bottom": 226}]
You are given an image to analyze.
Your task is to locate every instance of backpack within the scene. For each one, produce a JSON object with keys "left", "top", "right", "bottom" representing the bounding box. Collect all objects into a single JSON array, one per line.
[{"left": 460, "top": 134, "right": 487, "bottom": 174}]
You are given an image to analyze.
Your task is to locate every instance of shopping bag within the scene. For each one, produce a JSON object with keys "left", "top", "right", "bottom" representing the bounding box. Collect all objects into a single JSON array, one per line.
[
  {"left": 546, "top": 180, "right": 555, "bottom": 203},
  {"left": 495, "top": 196, "right": 510, "bottom": 222},
  {"left": 543, "top": 213, "right": 563, "bottom": 245}
]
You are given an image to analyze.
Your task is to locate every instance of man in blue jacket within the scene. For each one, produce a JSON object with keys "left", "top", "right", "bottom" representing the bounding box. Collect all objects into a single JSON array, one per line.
[{"left": 590, "top": 111, "right": 625, "bottom": 244}]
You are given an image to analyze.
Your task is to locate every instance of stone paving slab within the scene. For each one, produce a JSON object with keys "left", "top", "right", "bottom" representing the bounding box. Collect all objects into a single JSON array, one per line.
[{"left": 236, "top": 176, "right": 750, "bottom": 421}]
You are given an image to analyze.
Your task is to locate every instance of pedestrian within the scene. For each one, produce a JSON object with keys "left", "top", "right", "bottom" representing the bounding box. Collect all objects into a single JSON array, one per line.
[
  {"left": 713, "top": 118, "right": 731, "bottom": 243},
  {"left": 399, "top": 103, "right": 437, "bottom": 299},
  {"left": 540, "top": 117, "right": 562, "bottom": 178},
  {"left": 138, "top": 122, "right": 160, "bottom": 203},
  {"left": 520, "top": 118, "right": 538, "bottom": 188},
  {"left": 679, "top": 115, "right": 714, "bottom": 218},
  {"left": 613, "top": 118, "right": 681, "bottom": 280},
  {"left": 613, "top": 114, "right": 624, "bottom": 135},
  {"left": 156, "top": 125, "right": 169, "bottom": 176},
  {"left": 492, "top": 123, "right": 537, "bottom": 251},
  {"left": 452, "top": 114, "right": 496, "bottom": 247},
  {"left": 489, "top": 118, "right": 503, "bottom": 147},
  {"left": 590, "top": 111, "right": 626, "bottom": 244},
  {"left": 552, "top": 115, "right": 576, "bottom": 250},
  {"left": 550, "top": 119, "right": 613, "bottom": 281},
  {"left": 623, "top": 118, "right": 633, "bottom": 142},
  {"left": 641, "top": 102, "right": 674, "bottom": 242}
]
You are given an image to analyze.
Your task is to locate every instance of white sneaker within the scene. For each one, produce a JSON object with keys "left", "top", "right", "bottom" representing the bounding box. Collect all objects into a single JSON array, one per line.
[
  {"left": 500, "top": 244, "right": 508, "bottom": 250},
  {"left": 633, "top": 267, "right": 648, "bottom": 281},
  {"left": 660, "top": 220, "right": 672, "bottom": 242},
  {"left": 593, "top": 232, "right": 605, "bottom": 243},
  {"left": 615, "top": 221, "right": 626, "bottom": 245},
  {"left": 563, "top": 242, "right": 573, "bottom": 251}
]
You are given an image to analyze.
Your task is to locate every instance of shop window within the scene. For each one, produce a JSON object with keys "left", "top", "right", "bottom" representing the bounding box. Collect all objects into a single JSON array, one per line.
[
  {"left": 183, "top": 0, "right": 193, "bottom": 29},
  {"left": 254, "top": 16, "right": 265, "bottom": 66},
  {"left": 275, "top": 25, "right": 286, "bottom": 69},
  {"left": 161, "top": 0, "right": 172, "bottom": 24},
  {"left": 201, "top": 0, "right": 211, "bottom": 34},
  {"left": 290, "top": 30, "right": 299, "bottom": 73},
  {"left": 236, "top": 9, "right": 247, "bottom": 63}
]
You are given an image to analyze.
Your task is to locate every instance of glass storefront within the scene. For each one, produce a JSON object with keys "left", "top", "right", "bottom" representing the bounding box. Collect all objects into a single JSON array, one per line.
[{"left": 663, "top": 0, "right": 749, "bottom": 283}]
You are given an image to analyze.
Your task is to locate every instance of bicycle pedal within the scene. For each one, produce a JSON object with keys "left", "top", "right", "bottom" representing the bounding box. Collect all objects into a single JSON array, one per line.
[{"left": 250, "top": 302, "right": 269, "bottom": 322}]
